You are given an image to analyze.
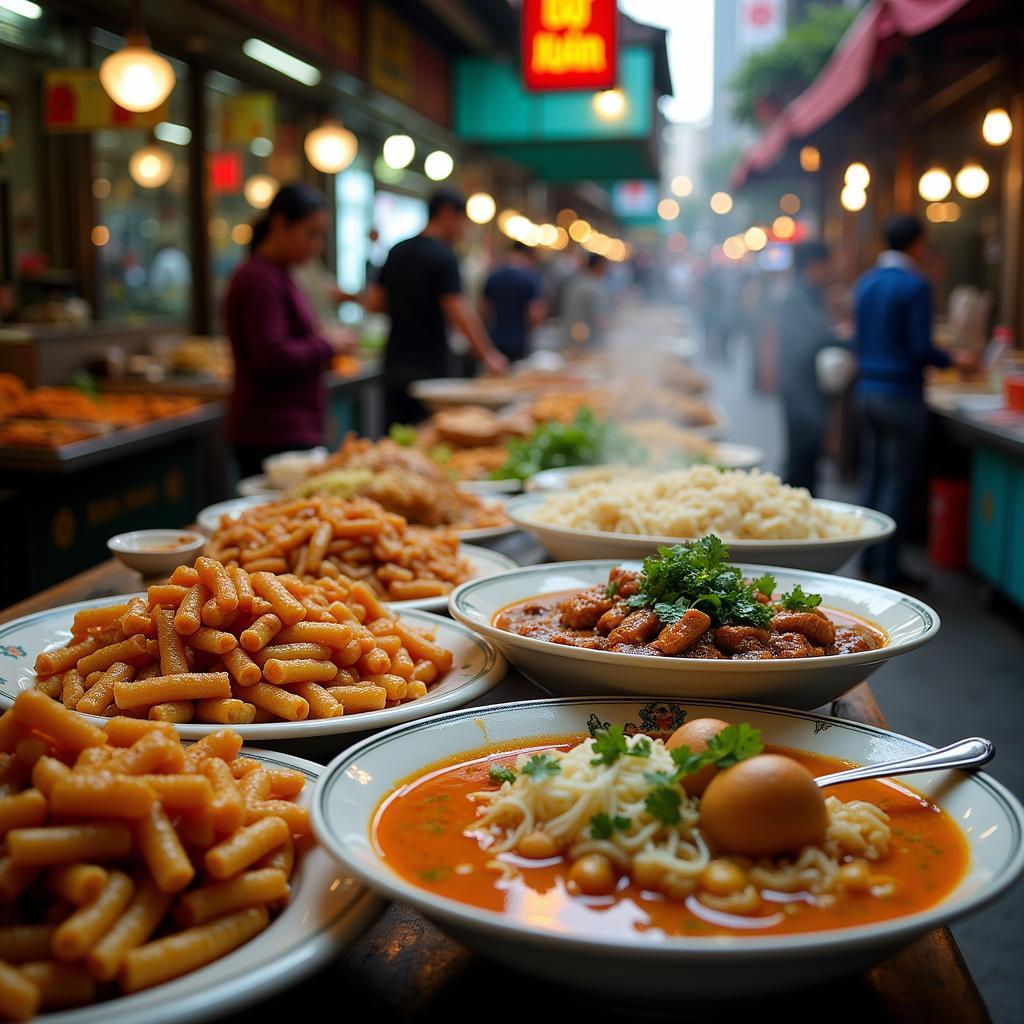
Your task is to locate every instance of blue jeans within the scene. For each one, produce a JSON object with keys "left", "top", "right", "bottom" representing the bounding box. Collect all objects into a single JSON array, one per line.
[{"left": 858, "top": 392, "right": 929, "bottom": 583}]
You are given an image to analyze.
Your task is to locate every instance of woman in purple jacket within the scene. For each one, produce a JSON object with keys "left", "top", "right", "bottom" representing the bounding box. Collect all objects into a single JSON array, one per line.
[{"left": 224, "top": 183, "right": 349, "bottom": 478}]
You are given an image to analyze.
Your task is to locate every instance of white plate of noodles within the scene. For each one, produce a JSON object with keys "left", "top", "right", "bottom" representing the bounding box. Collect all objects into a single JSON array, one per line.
[
  {"left": 312, "top": 696, "right": 1024, "bottom": 1001},
  {"left": 505, "top": 469, "right": 894, "bottom": 573}
]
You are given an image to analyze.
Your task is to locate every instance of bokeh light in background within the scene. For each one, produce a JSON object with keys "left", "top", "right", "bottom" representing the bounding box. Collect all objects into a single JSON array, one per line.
[
  {"left": 592, "top": 88, "right": 626, "bottom": 120},
  {"left": 128, "top": 144, "right": 174, "bottom": 188},
  {"left": 657, "top": 198, "right": 679, "bottom": 220},
  {"left": 568, "top": 219, "right": 592, "bottom": 242},
  {"left": 982, "top": 107, "right": 1012, "bottom": 145},
  {"left": 466, "top": 192, "right": 496, "bottom": 224},
  {"left": 799, "top": 146, "right": 821, "bottom": 172},
  {"left": 772, "top": 215, "right": 796, "bottom": 239},
  {"left": 840, "top": 184, "right": 867, "bottom": 211},
  {"left": 918, "top": 167, "right": 952, "bottom": 201},
  {"left": 954, "top": 162, "right": 989, "bottom": 198},
  {"left": 844, "top": 162, "right": 871, "bottom": 189},
  {"left": 670, "top": 175, "right": 693, "bottom": 197},
  {"left": 243, "top": 174, "right": 278, "bottom": 209},
  {"left": 424, "top": 150, "right": 454, "bottom": 181},
  {"left": 743, "top": 226, "right": 768, "bottom": 251},
  {"left": 667, "top": 232, "right": 687, "bottom": 253},
  {"left": 91, "top": 178, "right": 111, "bottom": 199},
  {"left": 382, "top": 134, "right": 415, "bottom": 170},
  {"left": 99, "top": 36, "right": 176, "bottom": 112},
  {"left": 90, "top": 225, "right": 110, "bottom": 247},
  {"left": 779, "top": 193, "right": 801, "bottom": 213},
  {"left": 709, "top": 191, "right": 733, "bottom": 214},
  {"left": 556, "top": 208, "right": 577, "bottom": 227},
  {"left": 304, "top": 121, "right": 358, "bottom": 173},
  {"left": 722, "top": 236, "right": 746, "bottom": 260},
  {"left": 231, "top": 223, "right": 253, "bottom": 246}
]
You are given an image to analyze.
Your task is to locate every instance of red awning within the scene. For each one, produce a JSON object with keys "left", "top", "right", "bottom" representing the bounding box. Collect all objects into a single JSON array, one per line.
[{"left": 730, "top": 0, "right": 974, "bottom": 189}]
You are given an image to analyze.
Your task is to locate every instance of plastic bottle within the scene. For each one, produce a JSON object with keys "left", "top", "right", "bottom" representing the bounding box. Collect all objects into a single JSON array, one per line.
[{"left": 982, "top": 325, "right": 1015, "bottom": 394}]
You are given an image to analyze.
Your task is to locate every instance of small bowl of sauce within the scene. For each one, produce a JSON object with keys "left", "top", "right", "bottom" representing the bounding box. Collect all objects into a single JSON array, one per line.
[{"left": 107, "top": 529, "right": 206, "bottom": 577}]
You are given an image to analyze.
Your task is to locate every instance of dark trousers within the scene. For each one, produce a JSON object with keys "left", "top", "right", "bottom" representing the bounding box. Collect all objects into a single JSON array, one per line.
[
  {"left": 783, "top": 404, "right": 826, "bottom": 495},
  {"left": 858, "top": 392, "right": 929, "bottom": 583}
]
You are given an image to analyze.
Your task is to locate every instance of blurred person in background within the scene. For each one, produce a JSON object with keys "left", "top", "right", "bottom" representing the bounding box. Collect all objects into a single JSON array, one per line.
[
  {"left": 480, "top": 242, "right": 547, "bottom": 363},
  {"left": 855, "top": 215, "right": 977, "bottom": 586},
  {"left": 224, "top": 183, "right": 353, "bottom": 478},
  {"left": 777, "top": 241, "right": 843, "bottom": 494},
  {"left": 364, "top": 189, "right": 507, "bottom": 426},
  {"left": 562, "top": 253, "right": 610, "bottom": 347}
]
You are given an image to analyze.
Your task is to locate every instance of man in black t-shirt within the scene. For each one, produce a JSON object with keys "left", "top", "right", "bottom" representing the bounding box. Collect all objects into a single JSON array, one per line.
[{"left": 366, "top": 190, "right": 507, "bottom": 426}]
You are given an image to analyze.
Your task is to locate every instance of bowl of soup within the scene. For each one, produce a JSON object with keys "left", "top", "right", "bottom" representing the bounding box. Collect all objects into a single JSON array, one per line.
[
  {"left": 107, "top": 529, "right": 206, "bottom": 576},
  {"left": 312, "top": 697, "right": 1024, "bottom": 1000}
]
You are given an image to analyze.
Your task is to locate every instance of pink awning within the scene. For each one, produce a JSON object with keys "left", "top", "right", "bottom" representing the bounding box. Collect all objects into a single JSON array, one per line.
[{"left": 730, "top": 0, "right": 974, "bottom": 189}]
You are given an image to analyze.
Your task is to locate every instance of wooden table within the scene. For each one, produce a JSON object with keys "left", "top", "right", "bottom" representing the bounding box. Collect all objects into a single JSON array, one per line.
[{"left": 0, "top": 551, "right": 990, "bottom": 1024}]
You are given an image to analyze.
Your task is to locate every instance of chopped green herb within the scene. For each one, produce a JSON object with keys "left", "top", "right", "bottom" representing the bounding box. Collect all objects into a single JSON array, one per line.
[
  {"left": 779, "top": 584, "right": 823, "bottom": 612},
  {"left": 643, "top": 770, "right": 677, "bottom": 786},
  {"left": 666, "top": 723, "right": 765, "bottom": 782},
  {"left": 625, "top": 535, "right": 813, "bottom": 630},
  {"left": 589, "top": 813, "right": 632, "bottom": 840},
  {"left": 522, "top": 754, "right": 562, "bottom": 781},
  {"left": 590, "top": 724, "right": 629, "bottom": 766},
  {"left": 605, "top": 579, "right": 619, "bottom": 598},
  {"left": 645, "top": 785, "right": 682, "bottom": 826},
  {"left": 488, "top": 764, "right": 517, "bottom": 785}
]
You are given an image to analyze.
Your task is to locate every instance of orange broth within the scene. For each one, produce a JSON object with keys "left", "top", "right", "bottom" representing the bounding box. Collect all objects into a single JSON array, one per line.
[{"left": 372, "top": 738, "right": 967, "bottom": 938}]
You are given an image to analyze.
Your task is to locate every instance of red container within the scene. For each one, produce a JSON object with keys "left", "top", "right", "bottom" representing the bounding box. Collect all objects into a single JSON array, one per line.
[
  {"left": 928, "top": 478, "right": 969, "bottom": 570},
  {"left": 1005, "top": 374, "right": 1024, "bottom": 411}
]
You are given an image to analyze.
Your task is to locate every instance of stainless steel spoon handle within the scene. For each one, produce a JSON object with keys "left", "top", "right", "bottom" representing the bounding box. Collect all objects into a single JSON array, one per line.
[{"left": 815, "top": 737, "right": 995, "bottom": 789}]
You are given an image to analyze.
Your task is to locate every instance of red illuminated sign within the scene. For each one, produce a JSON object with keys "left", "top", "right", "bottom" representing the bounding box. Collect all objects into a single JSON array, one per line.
[
  {"left": 209, "top": 152, "right": 242, "bottom": 194},
  {"left": 522, "top": 0, "right": 617, "bottom": 92}
]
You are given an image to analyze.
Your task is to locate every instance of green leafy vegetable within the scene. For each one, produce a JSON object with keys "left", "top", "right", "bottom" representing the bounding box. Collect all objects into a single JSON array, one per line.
[
  {"left": 645, "top": 786, "right": 682, "bottom": 826},
  {"left": 605, "top": 579, "right": 619, "bottom": 598},
  {"left": 590, "top": 724, "right": 629, "bottom": 766},
  {"left": 489, "top": 407, "right": 648, "bottom": 482},
  {"left": 589, "top": 813, "right": 632, "bottom": 840},
  {"left": 522, "top": 754, "right": 562, "bottom": 781},
  {"left": 779, "top": 584, "right": 823, "bottom": 612},
  {"left": 488, "top": 764, "right": 517, "bottom": 785},
  {"left": 388, "top": 423, "right": 417, "bottom": 447},
  {"left": 626, "top": 535, "right": 812, "bottom": 629},
  {"left": 643, "top": 770, "right": 676, "bottom": 786},
  {"left": 667, "top": 723, "right": 765, "bottom": 782}
]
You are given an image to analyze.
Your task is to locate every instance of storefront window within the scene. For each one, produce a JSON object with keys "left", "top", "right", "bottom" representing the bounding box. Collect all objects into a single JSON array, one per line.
[
  {"left": 206, "top": 79, "right": 304, "bottom": 324},
  {"left": 336, "top": 161, "right": 374, "bottom": 322}
]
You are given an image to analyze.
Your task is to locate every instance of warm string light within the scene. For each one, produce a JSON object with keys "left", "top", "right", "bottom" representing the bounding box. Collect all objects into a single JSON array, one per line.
[
  {"left": 466, "top": 193, "right": 496, "bottom": 225},
  {"left": 799, "top": 146, "right": 821, "bottom": 172},
  {"left": 982, "top": 107, "right": 1012, "bottom": 146},
  {"left": 955, "top": 162, "right": 989, "bottom": 199},
  {"left": 918, "top": 167, "right": 952, "bottom": 202},
  {"left": 304, "top": 120, "right": 357, "bottom": 174},
  {"left": 710, "top": 191, "right": 733, "bottom": 215},
  {"left": 128, "top": 143, "right": 173, "bottom": 188}
]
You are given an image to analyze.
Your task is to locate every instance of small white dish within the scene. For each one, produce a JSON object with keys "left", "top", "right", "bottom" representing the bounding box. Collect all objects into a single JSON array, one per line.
[
  {"left": 312, "top": 696, "right": 1024, "bottom": 1000},
  {"left": 504, "top": 493, "right": 895, "bottom": 573},
  {"left": 196, "top": 495, "right": 274, "bottom": 535},
  {"left": 40, "top": 746, "right": 381, "bottom": 1024},
  {"left": 262, "top": 447, "right": 329, "bottom": 490},
  {"left": 107, "top": 530, "right": 206, "bottom": 577},
  {"left": 449, "top": 560, "right": 939, "bottom": 709},
  {"left": 2, "top": 603, "right": 506, "bottom": 741},
  {"left": 236, "top": 475, "right": 282, "bottom": 498}
]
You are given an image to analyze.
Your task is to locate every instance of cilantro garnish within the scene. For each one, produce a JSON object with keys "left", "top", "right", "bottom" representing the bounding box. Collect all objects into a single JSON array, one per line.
[
  {"left": 628, "top": 737, "right": 653, "bottom": 758},
  {"left": 625, "top": 535, "right": 817, "bottom": 630},
  {"left": 522, "top": 754, "right": 561, "bottom": 781},
  {"left": 645, "top": 786, "right": 682, "bottom": 826},
  {"left": 605, "top": 579, "right": 619, "bottom": 598},
  {"left": 487, "top": 763, "right": 517, "bottom": 785},
  {"left": 667, "top": 723, "right": 765, "bottom": 782},
  {"left": 589, "top": 813, "right": 632, "bottom": 840},
  {"left": 779, "top": 584, "right": 823, "bottom": 612},
  {"left": 590, "top": 724, "right": 629, "bottom": 766}
]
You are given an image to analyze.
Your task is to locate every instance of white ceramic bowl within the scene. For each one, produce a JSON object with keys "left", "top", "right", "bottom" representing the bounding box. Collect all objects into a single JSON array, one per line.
[
  {"left": 0, "top": 601, "right": 505, "bottom": 741},
  {"left": 449, "top": 560, "right": 939, "bottom": 709},
  {"left": 236, "top": 474, "right": 282, "bottom": 498},
  {"left": 107, "top": 530, "right": 206, "bottom": 577},
  {"left": 312, "top": 696, "right": 1024, "bottom": 1000},
  {"left": 505, "top": 493, "right": 895, "bottom": 573},
  {"left": 262, "top": 446, "right": 329, "bottom": 490},
  {"left": 43, "top": 746, "right": 381, "bottom": 1024}
]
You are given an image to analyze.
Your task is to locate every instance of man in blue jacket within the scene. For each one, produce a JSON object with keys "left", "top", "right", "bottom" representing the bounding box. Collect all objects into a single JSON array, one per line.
[{"left": 855, "top": 216, "right": 974, "bottom": 585}]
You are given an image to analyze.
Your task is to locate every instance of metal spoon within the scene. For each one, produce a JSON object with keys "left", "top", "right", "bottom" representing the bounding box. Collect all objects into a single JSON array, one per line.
[{"left": 814, "top": 737, "right": 995, "bottom": 788}]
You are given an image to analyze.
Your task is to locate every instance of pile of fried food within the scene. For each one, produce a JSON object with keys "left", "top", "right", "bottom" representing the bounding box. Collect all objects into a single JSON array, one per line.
[
  {"left": 206, "top": 496, "right": 474, "bottom": 601},
  {"left": 286, "top": 435, "right": 508, "bottom": 530},
  {"left": 0, "top": 374, "right": 201, "bottom": 449},
  {"left": 0, "top": 689, "right": 311, "bottom": 1018},
  {"left": 32, "top": 556, "right": 453, "bottom": 725}
]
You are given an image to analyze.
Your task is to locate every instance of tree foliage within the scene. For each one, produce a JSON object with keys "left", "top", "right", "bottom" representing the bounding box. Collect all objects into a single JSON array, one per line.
[{"left": 729, "top": 3, "right": 859, "bottom": 128}]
